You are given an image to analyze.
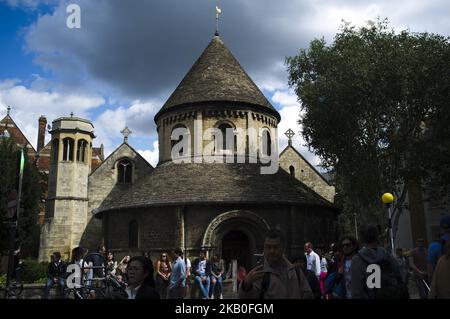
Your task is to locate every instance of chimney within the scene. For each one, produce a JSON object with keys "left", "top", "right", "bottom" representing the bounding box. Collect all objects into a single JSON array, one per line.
[{"left": 37, "top": 115, "right": 47, "bottom": 152}]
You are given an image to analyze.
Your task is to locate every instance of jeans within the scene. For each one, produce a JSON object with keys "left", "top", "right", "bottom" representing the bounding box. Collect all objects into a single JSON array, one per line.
[
  {"left": 195, "top": 275, "right": 210, "bottom": 298},
  {"left": 210, "top": 275, "right": 223, "bottom": 297},
  {"left": 167, "top": 286, "right": 185, "bottom": 299},
  {"left": 44, "top": 278, "right": 65, "bottom": 299}
]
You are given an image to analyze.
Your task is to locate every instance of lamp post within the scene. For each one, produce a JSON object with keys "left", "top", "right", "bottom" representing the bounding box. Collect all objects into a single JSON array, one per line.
[
  {"left": 4, "top": 148, "right": 25, "bottom": 298},
  {"left": 381, "top": 192, "right": 395, "bottom": 254}
]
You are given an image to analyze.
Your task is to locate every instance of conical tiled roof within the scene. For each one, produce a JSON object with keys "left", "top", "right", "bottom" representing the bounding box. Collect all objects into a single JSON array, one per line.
[{"left": 155, "top": 35, "right": 279, "bottom": 121}]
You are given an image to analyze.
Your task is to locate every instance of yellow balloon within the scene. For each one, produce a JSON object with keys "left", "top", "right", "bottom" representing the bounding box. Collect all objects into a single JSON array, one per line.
[{"left": 382, "top": 193, "right": 394, "bottom": 204}]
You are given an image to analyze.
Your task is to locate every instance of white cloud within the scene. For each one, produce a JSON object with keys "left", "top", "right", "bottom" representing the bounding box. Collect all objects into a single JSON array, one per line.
[
  {"left": 138, "top": 141, "right": 159, "bottom": 167},
  {"left": 271, "top": 89, "right": 321, "bottom": 167},
  {"left": 3, "top": 0, "right": 54, "bottom": 8},
  {"left": 272, "top": 90, "right": 299, "bottom": 107},
  {"left": 93, "top": 99, "right": 158, "bottom": 138},
  {"left": 0, "top": 78, "right": 105, "bottom": 149}
]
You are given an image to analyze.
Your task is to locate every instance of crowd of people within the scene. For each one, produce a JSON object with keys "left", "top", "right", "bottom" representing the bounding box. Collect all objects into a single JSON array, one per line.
[
  {"left": 43, "top": 214, "right": 450, "bottom": 299},
  {"left": 239, "top": 215, "right": 450, "bottom": 299}
]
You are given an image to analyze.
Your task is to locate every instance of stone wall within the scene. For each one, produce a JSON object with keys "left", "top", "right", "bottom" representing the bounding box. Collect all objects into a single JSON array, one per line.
[
  {"left": 279, "top": 146, "right": 335, "bottom": 202},
  {"left": 157, "top": 106, "right": 278, "bottom": 163},
  {"left": 102, "top": 203, "right": 337, "bottom": 267},
  {"left": 82, "top": 143, "right": 154, "bottom": 251}
]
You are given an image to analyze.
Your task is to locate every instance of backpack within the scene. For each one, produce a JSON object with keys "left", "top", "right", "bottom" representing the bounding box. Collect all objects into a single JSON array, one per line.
[
  {"left": 357, "top": 252, "right": 410, "bottom": 299},
  {"left": 259, "top": 265, "right": 304, "bottom": 299}
]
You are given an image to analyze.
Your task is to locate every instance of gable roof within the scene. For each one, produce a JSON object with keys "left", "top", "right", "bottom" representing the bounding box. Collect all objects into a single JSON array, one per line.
[
  {"left": 0, "top": 114, "right": 37, "bottom": 153},
  {"left": 89, "top": 141, "right": 153, "bottom": 176},
  {"left": 280, "top": 144, "right": 332, "bottom": 186},
  {"left": 155, "top": 35, "right": 280, "bottom": 121}
]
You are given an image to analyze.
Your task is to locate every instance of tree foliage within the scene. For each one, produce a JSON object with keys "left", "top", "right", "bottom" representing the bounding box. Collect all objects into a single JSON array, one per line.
[
  {"left": 0, "top": 137, "right": 41, "bottom": 257},
  {"left": 286, "top": 19, "right": 450, "bottom": 236}
]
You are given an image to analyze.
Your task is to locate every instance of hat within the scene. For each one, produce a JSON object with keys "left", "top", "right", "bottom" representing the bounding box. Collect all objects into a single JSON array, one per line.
[{"left": 440, "top": 215, "right": 450, "bottom": 229}]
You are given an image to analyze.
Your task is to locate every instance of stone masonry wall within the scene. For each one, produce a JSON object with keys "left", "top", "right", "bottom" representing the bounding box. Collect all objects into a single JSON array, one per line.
[{"left": 279, "top": 146, "right": 335, "bottom": 202}]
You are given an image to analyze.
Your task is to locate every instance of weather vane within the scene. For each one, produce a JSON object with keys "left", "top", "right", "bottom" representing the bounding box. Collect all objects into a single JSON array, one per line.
[
  {"left": 285, "top": 128, "right": 295, "bottom": 146},
  {"left": 215, "top": 5, "right": 222, "bottom": 36},
  {"left": 121, "top": 126, "right": 132, "bottom": 143}
]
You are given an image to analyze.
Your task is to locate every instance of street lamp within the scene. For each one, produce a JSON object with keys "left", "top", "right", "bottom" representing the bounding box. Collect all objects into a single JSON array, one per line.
[
  {"left": 4, "top": 148, "right": 25, "bottom": 298},
  {"left": 381, "top": 192, "right": 395, "bottom": 254}
]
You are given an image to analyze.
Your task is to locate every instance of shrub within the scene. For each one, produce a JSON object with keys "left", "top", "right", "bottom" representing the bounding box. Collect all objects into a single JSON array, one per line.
[{"left": 20, "top": 259, "right": 48, "bottom": 283}]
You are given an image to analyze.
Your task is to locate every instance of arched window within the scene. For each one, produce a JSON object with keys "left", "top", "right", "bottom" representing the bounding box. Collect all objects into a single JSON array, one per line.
[
  {"left": 216, "top": 123, "right": 236, "bottom": 153},
  {"left": 171, "top": 124, "right": 188, "bottom": 156},
  {"left": 118, "top": 159, "right": 132, "bottom": 183},
  {"left": 289, "top": 165, "right": 295, "bottom": 178},
  {"left": 262, "top": 129, "right": 272, "bottom": 156},
  {"left": 62, "top": 137, "right": 74, "bottom": 161},
  {"left": 77, "top": 139, "right": 88, "bottom": 162},
  {"left": 129, "top": 220, "right": 138, "bottom": 249},
  {"left": 52, "top": 139, "right": 59, "bottom": 163}
]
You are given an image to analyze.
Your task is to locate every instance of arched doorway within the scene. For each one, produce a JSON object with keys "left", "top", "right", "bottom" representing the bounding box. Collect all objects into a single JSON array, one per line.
[{"left": 221, "top": 230, "right": 251, "bottom": 271}]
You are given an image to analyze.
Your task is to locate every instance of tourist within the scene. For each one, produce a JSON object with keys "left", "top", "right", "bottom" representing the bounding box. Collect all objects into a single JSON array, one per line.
[
  {"left": 409, "top": 238, "right": 429, "bottom": 299},
  {"left": 351, "top": 224, "right": 408, "bottom": 299},
  {"left": 192, "top": 250, "right": 212, "bottom": 299},
  {"left": 304, "top": 242, "right": 321, "bottom": 279},
  {"left": 429, "top": 241, "right": 450, "bottom": 298},
  {"left": 156, "top": 252, "right": 172, "bottom": 299},
  {"left": 167, "top": 248, "right": 186, "bottom": 299},
  {"left": 44, "top": 252, "right": 67, "bottom": 299},
  {"left": 210, "top": 253, "right": 225, "bottom": 299},
  {"left": 427, "top": 215, "right": 450, "bottom": 280},
  {"left": 239, "top": 229, "right": 313, "bottom": 299},
  {"left": 126, "top": 256, "right": 159, "bottom": 299}
]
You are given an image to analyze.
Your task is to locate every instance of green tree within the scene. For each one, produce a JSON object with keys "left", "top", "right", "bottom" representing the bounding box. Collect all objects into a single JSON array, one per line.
[
  {"left": 286, "top": 19, "right": 450, "bottom": 240},
  {"left": 0, "top": 137, "right": 41, "bottom": 257}
]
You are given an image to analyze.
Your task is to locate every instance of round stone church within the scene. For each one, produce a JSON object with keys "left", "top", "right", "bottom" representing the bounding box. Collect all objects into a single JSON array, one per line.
[{"left": 39, "top": 34, "right": 338, "bottom": 269}]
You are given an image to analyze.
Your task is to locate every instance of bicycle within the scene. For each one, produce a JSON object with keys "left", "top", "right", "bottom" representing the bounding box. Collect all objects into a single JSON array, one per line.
[{"left": 1, "top": 265, "right": 24, "bottom": 299}]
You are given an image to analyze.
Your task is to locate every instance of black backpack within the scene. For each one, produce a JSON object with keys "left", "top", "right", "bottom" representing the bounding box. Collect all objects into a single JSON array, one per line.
[{"left": 357, "top": 252, "right": 410, "bottom": 299}]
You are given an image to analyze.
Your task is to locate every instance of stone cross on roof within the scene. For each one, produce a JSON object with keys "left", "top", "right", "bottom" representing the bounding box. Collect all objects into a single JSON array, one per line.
[
  {"left": 121, "top": 126, "right": 132, "bottom": 143},
  {"left": 285, "top": 128, "right": 295, "bottom": 146}
]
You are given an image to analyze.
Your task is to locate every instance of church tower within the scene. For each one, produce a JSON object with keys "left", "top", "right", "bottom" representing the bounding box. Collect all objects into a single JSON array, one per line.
[{"left": 38, "top": 115, "right": 95, "bottom": 261}]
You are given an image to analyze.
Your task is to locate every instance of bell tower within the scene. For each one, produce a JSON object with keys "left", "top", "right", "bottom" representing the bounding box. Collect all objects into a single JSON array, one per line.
[{"left": 39, "top": 115, "right": 95, "bottom": 261}]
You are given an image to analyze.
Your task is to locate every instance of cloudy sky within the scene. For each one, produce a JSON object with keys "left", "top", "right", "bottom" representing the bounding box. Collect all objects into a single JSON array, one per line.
[{"left": 1, "top": 0, "right": 449, "bottom": 167}]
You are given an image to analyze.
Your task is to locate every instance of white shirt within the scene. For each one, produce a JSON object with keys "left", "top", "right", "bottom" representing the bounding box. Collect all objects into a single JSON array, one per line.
[
  {"left": 185, "top": 258, "right": 191, "bottom": 276},
  {"left": 306, "top": 250, "right": 321, "bottom": 277},
  {"left": 320, "top": 257, "right": 328, "bottom": 273},
  {"left": 197, "top": 260, "right": 206, "bottom": 275},
  {"left": 126, "top": 284, "right": 141, "bottom": 299}
]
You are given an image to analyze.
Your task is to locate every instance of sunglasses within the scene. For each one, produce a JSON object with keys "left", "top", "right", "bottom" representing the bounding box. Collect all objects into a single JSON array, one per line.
[
  {"left": 162, "top": 255, "right": 167, "bottom": 257},
  {"left": 342, "top": 243, "right": 353, "bottom": 247}
]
